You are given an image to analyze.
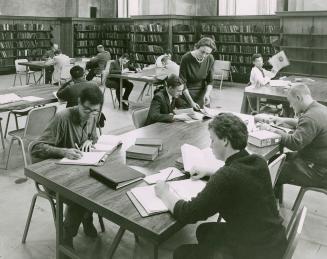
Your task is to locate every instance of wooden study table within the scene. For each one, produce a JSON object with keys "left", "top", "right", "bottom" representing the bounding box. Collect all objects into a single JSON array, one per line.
[
  {"left": 18, "top": 61, "right": 53, "bottom": 85},
  {"left": 24, "top": 118, "right": 280, "bottom": 259},
  {"left": 0, "top": 84, "right": 59, "bottom": 113},
  {"left": 240, "top": 76, "right": 327, "bottom": 114}
]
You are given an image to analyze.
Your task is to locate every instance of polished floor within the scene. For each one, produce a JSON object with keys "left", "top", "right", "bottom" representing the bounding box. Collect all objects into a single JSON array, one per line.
[{"left": 0, "top": 72, "right": 326, "bottom": 259}]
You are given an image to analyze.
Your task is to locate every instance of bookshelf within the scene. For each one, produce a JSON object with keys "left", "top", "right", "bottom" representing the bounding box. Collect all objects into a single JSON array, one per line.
[
  {"left": 197, "top": 16, "right": 280, "bottom": 82},
  {"left": 278, "top": 11, "right": 327, "bottom": 78},
  {"left": 172, "top": 24, "right": 196, "bottom": 64}
]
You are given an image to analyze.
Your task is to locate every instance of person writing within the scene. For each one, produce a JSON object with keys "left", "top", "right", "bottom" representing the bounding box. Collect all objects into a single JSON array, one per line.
[
  {"left": 45, "top": 49, "right": 71, "bottom": 85},
  {"left": 145, "top": 74, "right": 190, "bottom": 125},
  {"left": 155, "top": 113, "right": 287, "bottom": 259},
  {"left": 179, "top": 37, "right": 216, "bottom": 109},
  {"left": 31, "top": 86, "right": 104, "bottom": 251},
  {"left": 86, "top": 45, "right": 111, "bottom": 81}
]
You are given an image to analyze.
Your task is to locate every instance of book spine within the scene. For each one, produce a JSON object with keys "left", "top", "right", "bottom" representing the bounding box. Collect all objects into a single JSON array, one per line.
[{"left": 89, "top": 169, "right": 117, "bottom": 189}]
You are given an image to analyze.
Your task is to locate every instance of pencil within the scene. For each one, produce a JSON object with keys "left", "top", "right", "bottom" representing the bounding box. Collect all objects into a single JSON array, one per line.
[{"left": 165, "top": 169, "right": 174, "bottom": 182}]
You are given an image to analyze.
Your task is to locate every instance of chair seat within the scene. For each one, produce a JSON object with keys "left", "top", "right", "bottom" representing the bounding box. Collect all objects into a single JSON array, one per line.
[
  {"left": 8, "top": 128, "right": 24, "bottom": 138},
  {"left": 11, "top": 108, "right": 32, "bottom": 116}
]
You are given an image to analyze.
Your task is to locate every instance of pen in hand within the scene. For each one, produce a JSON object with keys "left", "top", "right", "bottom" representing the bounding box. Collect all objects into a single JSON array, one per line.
[
  {"left": 74, "top": 143, "right": 80, "bottom": 150},
  {"left": 165, "top": 169, "right": 174, "bottom": 182}
]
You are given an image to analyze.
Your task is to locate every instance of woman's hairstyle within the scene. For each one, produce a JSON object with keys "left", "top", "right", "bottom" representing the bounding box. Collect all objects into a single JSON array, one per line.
[
  {"left": 208, "top": 113, "right": 248, "bottom": 150},
  {"left": 79, "top": 86, "right": 104, "bottom": 106},
  {"left": 252, "top": 53, "right": 263, "bottom": 62},
  {"left": 194, "top": 37, "right": 216, "bottom": 51}
]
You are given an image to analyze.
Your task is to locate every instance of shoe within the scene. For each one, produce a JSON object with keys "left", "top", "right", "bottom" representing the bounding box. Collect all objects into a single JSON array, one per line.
[
  {"left": 83, "top": 221, "right": 98, "bottom": 238},
  {"left": 122, "top": 101, "right": 129, "bottom": 111}
]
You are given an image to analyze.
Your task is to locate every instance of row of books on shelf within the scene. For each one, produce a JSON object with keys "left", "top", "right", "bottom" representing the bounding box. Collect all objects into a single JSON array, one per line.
[
  {"left": 200, "top": 24, "right": 279, "bottom": 34},
  {"left": 172, "top": 24, "right": 195, "bottom": 33},
  {"left": 107, "top": 47, "right": 126, "bottom": 55},
  {"left": 173, "top": 34, "right": 195, "bottom": 43},
  {"left": 0, "top": 32, "right": 14, "bottom": 40},
  {"left": 16, "top": 32, "right": 52, "bottom": 39},
  {"left": 217, "top": 54, "right": 254, "bottom": 64},
  {"left": 75, "top": 40, "right": 98, "bottom": 47},
  {"left": 102, "top": 39, "right": 126, "bottom": 47},
  {"left": 134, "top": 53, "right": 158, "bottom": 63},
  {"left": 0, "top": 58, "right": 14, "bottom": 67},
  {"left": 14, "top": 23, "right": 52, "bottom": 31},
  {"left": 103, "top": 32, "right": 129, "bottom": 40},
  {"left": 131, "top": 34, "right": 164, "bottom": 43},
  {"left": 131, "top": 44, "right": 164, "bottom": 53},
  {"left": 201, "top": 34, "right": 279, "bottom": 44},
  {"left": 16, "top": 40, "right": 50, "bottom": 48},
  {"left": 173, "top": 44, "right": 193, "bottom": 53},
  {"left": 172, "top": 54, "right": 183, "bottom": 64},
  {"left": 16, "top": 48, "right": 47, "bottom": 57},
  {"left": 131, "top": 24, "right": 167, "bottom": 33},
  {"left": 217, "top": 44, "right": 278, "bottom": 54},
  {"left": 75, "top": 32, "right": 101, "bottom": 39},
  {"left": 102, "top": 24, "right": 130, "bottom": 32},
  {"left": 74, "top": 24, "right": 101, "bottom": 31},
  {"left": 0, "top": 42, "right": 13, "bottom": 49},
  {"left": 74, "top": 48, "right": 98, "bottom": 56},
  {"left": 0, "top": 50, "right": 14, "bottom": 58}
]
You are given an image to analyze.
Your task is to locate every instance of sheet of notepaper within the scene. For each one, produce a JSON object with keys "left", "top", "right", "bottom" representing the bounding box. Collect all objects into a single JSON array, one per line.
[{"left": 144, "top": 167, "right": 184, "bottom": 184}]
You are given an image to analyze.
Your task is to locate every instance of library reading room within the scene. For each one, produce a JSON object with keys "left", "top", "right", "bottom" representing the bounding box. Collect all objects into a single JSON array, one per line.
[{"left": 0, "top": 0, "right": 327, "bottom": 259}]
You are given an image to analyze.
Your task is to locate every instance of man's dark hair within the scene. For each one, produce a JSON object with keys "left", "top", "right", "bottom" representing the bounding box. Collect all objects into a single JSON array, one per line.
[
  {"left": 252, "top": 53, "right": 263, "bottom": 62},
  {"left": 54, "top": 49, "right": 62, "bottom": 55},
  {"left": 79, "top": 86, "right": 103, "bottom": 105},
  {"left": 208, "top": 113, "right": 248, "bottom": 150},
  {"left": 70, "top": 65, "right": 84, "bottom": 79},
  {"left": 166, "top": 74, "right": 183, "bottom": 89}
]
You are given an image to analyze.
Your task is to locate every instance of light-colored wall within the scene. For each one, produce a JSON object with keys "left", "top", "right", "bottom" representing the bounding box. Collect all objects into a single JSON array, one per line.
[{"left": 288, "top": 0, "right": 327, "bottom": 11}]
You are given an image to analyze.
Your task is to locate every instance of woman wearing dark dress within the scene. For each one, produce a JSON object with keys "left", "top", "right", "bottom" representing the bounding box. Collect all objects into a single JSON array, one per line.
[{"left": 179, "top": 37, "right": 216, "bottom": 109}]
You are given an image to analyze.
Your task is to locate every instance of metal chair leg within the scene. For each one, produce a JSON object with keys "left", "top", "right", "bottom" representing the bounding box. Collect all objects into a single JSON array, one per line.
[
  {"left": 219, "top": 77, "right": 223, "bottom": 91},
  {"left": 4, "top": 112, "right": 11, "bottom": 139},
  {"left": 286, "top": 187, "right": 306, "bottom": 234},
  {"left": 18, "top": 138, "right": 28, "bottom": 167},
  {"left": 22, "top": 193, "right": 38, "bottom": 243},
  {"left": 19, "top": 74, "right": 22, "bottom": 86},
  {"left": 98, "top": 215, "right": 105, "bottom": 232},
  {"left": 110, "top": 88, "right": 116, "bottom": 109},
  {"left": 14, "top": 113, "right": 19, "bottom": 130},
  {"left": 107, "top": 227, "right": 125, "bottom": 259},
  {"left": 13, "top": 74, "right": 17, "bottom": 86},
  {"left": 0, "top": 120, "right": 5, "bottom": 150},
  {"left": 5, "top": 138, "right": 14, "bottom": 169}
]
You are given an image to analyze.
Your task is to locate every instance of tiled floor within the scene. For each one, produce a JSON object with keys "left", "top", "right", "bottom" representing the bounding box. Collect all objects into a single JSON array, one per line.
[{"left": 0, "top": 72, "right": 326, "bottom": 259}]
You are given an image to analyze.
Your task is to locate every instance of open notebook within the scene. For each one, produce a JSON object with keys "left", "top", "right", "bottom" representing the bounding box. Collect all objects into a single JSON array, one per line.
[
  {"left": 128, "top": 179, "right": 206, "bottom": 217},
  {"left": 57, "top": 151, "right": 107, "bottom": 166},
  {"left": 174, "top": 108, "right": 205, "bottom": 123},
  {"left": 91, "top": 135, "right": 122, "bottom": 154}
]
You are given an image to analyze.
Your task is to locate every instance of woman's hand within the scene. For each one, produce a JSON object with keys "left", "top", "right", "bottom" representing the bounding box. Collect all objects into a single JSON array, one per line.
[
  {"left": 191, "top": 101, "right": 201, "bottom": 111},
  {"left": 63, "top": 149, "right": 83, "bottom": 160}
]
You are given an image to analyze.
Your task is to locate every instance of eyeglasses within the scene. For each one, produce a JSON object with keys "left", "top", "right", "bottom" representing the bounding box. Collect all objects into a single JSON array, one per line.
[{"left": 81, "top": 103, "right": 100, "bottom": 114}]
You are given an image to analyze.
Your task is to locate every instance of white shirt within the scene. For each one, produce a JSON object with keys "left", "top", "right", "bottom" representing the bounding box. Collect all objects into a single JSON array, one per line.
[
  {"left": 46, "top": 54, "right": 71, "bottom": 83},
  {"left": 249, "top": 66, "right": 275, "bottom": 87},
  {"left": 155, "top": 54, "right": 167, "bottom": 67},
  {"left": 166, "top": 87, "right": 173, "bottom": 104}
]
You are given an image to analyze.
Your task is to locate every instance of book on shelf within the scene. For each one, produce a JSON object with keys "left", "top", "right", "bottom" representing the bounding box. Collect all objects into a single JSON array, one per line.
[
  {"left": 135, "top": 138, "right": 163, "bottom": 151},
  {"left": 172, "top": 24, "right": 195, "bottom": 33},
  {"left": 132, "top": 23, "right": 167, "bottom": 33},
  {"left": 126, "top": 145, "right": 159, "bottom": 161},
  {"left": 89, "top": 163, "right": 144, "bottom": 190}
]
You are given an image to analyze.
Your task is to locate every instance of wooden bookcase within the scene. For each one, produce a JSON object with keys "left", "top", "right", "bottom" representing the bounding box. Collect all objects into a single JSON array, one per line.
[
  {"left": 196, "top": 16, "right": 280, "bottom": 82},
  {"left": 278, "top": 11, "right": 327, "bottom": 78},
  {"left": 0, "top": 16, "right": 59, "bottom": 74}
]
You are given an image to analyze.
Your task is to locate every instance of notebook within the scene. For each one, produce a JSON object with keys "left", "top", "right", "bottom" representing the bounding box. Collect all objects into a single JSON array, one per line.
[
  {"left": 126, "top": 145, "right": 159, "bottom": 161},
  {"left": 143, "top": 167, "right": 184, "bottom": 184},
  {"left": 174, "top": 108, "right": 204, "bottom": 123},
  {"left": 91, "top": 135, "right": 122, "bottom": 154},
  {"left": 128, "top": 179, "right": 206, "bottom": 217},
  {"left": 135, "top": 138, "right": 163, "bottom": 151},
  {"left": 57, "top": 152, "right": 107, "bottom": 166},
  {"left": 90, "top": 163, "right": 144, "bottom": 189}
]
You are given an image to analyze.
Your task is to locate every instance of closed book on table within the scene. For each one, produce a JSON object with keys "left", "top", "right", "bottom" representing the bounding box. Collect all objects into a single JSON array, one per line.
[
  {"left": 126, "top": 145, "right": 159, "bottom": 161},
  {"left": 248, "top": 130, "right": 281, "bottom": 147},
  {"left": 89, "top": 163, "right": 144, "bottom": 190},
  {"left": 135, "top": 138, "right": 163, "bottom": 151}
]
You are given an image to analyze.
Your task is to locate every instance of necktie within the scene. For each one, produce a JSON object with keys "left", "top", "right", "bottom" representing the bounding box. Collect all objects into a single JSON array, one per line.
[{"left": 171, "top": 97, "right": 176, "bottom": 111}]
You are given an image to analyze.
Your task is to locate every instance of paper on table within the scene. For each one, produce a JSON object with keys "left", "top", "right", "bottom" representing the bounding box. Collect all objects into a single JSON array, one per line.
[
  {"left": 144, "top": 167, "right": 184, "bottom": 184},
  {"left": 0, "top": 93, "right": 22, "bottom": 105},
  {"left": 269, "top": 80, "right": 291, "bottom": 87},
  {"left": 268, "top": 50, "right": 290, "bottom": 72},
  {"left": 58, "top": 152, "right": 106, "bottom": 165},
  {"left": 97, "top": 135, "right": 122, "bottom": 145},
  {"left": 21, "top": 96, "right": 44, "bottom": 102}
]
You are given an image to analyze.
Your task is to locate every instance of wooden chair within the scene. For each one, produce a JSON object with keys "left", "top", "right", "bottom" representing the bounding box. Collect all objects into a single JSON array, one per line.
[
  {"left": 283, "top": 207, "right": 307, "bottom": 259},
  {"left": 5, "top": 105, "right": 57, "bottom": 169},
  {"left": 21, "top": 141, "right": 105, "bottom": 244},
  {"left": 132, "top": 107, "right": 149, "bottom": 129},
  {"left": 212, "top": 60, "right": 233, "bottom": 91},
  {"left": 13, "top": 59, "right": 37, "bottom": 86}
]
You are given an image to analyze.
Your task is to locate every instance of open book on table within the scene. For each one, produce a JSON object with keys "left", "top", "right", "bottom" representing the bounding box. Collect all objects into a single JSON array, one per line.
[
  {"left": 174, "top": 108, "right": 205, "bottom": 123},
  {"left": 57, "top": 151, "right": 107, "bottom": 166},
  {"left": 91, "top": 135, "right": 122, "bottom": 154}
]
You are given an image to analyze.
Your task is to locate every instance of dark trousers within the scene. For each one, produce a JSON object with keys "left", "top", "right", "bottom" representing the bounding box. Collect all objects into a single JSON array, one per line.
[
  {"left": 86, "top": 62, "right": 99, "bottom": 81},
  {"left": 275, "top": 152, "right": 327, "bottom": 199},
  {"left": 45, "top": 65, "right": 54, "bottom": 84},
  {"left": 107, "top": 79, "right": 134, "bottom": 101},
  {"left": 174, "top": 223, "right": 234, "bottom": 259}
]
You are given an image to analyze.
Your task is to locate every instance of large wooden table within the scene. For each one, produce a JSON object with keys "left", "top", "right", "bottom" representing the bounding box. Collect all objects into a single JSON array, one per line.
[
  {"left": 240, "top": 76, "right": 327, "bottom": 114},
  {"left": 18, "top": 61, "right": 52, "bottom": 85},
  {"left": 25, "top": 119, "right": 280, "bottom": 259},
  {"left": 0, "top": 84, "right": 59, "bottom": 113}
]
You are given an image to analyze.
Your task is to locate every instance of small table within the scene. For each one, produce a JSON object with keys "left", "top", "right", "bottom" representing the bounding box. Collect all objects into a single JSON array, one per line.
[
  {"left": 240, "top": 76, "right": 327, "bottom": 114},
  {"left": 18, "top": 61, "right": 53, "bottom": 85},
  {"left": 25, "top": 117, "right": 280, "bottom": 259}
]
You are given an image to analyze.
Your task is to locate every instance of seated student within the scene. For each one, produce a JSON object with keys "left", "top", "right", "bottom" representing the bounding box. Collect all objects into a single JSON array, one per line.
[
  {"left": 45, "top": 49, "right": 70, "bottom": 85},
  {"left": 249, "top": 53, "right": 277, "bottom": 87},
  {"left": 31, "top": 86, "right": 104, "bottom": 251},
  {"left": 145, "top": 74, "right": 190, "bottom": 126},
  {"left": 155, "top": 113, "right": 287, "bottom": 259},
  {"left": 57, "top": 65, "right": 98, "bottom": 108},
  {"left": 42, "top": 43, "right": 59, "bottom": 84},
  {"left": 106, "top": 53, "right": 134, "bottom": 110},
  {"left": 160, "top": 55, "right": 180, "bottom": 76},
  {"left": 260, "top": 84, "right": 327, "bottom": 199},
  {"left": 155, "top": 49, "right": 172, "bottom": 68},
  {"left": 86, "top": 45, "right": 111, "bottom": 81}
]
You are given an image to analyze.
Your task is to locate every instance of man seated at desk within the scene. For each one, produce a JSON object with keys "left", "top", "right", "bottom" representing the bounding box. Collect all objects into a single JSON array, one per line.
[
  {"left": 145, "top": 74, "right": 190, "bottom": 125},
  {"left": 86, "top": 45, "right": 111, "bottom": 81},
  {"left": 105, "top": 53, "right": 135, "bottom": 110},
  {"left": 155, "top": 113, "right": 287, "bottom": 259},
  {"left": 160, "top": 55, "right": 180, "bottom": 76},
  {"left": 57, "top": 65, "right": 98, "bottom": 107},
  {"left": 45, "top": 49, "right": 70, "bottom": 85},
  {"left": 42, "top": 43, "right": 59, "bottom": 84},
  {"left": 31, "top": 86, "right": 104, "bottom": 250},
  {"left": 249, "top": 53, "right": 277, "bottom": 87},
  {"left": 259, "top": 84, "right": 327, "bottom": 200}
]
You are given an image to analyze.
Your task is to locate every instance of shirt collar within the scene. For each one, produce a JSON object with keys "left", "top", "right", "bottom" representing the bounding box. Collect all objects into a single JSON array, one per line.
[{"left": 225, "top": 149, "right": 249, "bottom": 166}]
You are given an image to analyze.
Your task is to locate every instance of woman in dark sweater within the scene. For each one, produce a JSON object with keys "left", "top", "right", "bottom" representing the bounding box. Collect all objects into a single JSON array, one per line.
[
  {"left": 155, "top": 113, "right": 287, "bottom": 259},
  {"left": 179, "top": 37, "right": 216, "bottom": 109}
]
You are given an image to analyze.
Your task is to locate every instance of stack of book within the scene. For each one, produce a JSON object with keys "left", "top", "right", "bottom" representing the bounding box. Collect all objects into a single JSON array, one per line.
[{"left": 126, "top": 138, "right": 163, "bottom": 161}]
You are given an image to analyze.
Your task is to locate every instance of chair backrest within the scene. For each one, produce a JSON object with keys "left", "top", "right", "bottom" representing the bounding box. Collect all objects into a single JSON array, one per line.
[
  {"left": 213, "top": 60, "right": 231, "bottom": 80},
  {"left": 102, "top": 60, "right": 114, "bottom": 81},
  {"left": 15, "top": 59, "right": 29, "bottom": 73},
  {"left": 268, "top": 154, "right": 286, "bottom": 188},
  {"left": 132, "top": 107, "right": 150, "bottom": 129},
  {"left": 24, "top": 105, "right": 57, "bottom": 139},
  {"left": 283, "top": 207, "right": 307, "bottom": 259}
]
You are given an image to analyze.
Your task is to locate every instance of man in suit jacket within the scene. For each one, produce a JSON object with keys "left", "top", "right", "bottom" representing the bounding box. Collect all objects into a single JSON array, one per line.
[
  {"left": 145, "top": 74, "right": 191, "bottom": 125},
  {"left": 86, "top": 45, "right": 111, "bottom": 81}
]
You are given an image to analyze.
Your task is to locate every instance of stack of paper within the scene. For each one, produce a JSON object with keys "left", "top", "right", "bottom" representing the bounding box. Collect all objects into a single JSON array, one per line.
[
  {"left": 269, "top": 80, "right": 291, "bottom": 87},
  {"left": 174, "top": 108, "right": 204, "bottom": 123},
  {"left": 21, "top": 96, "right": 44, "bottom": 102},
  {"left": 92, "top": 135, "right": 122, "bottom": 154}
]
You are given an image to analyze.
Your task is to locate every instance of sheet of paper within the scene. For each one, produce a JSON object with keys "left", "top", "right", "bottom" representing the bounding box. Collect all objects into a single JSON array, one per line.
[
  {"left": 144, "top": 167, "right": 183, "bottom": 184},
  {"left": 21, "top": 96, "right": 44, "bottom": 102},
  {"left": 169, "top": 179, "right": 206, "bottom": 201},
  {"left": 268, "top": 50, "right": 290, "bottom": 72},
  {"left": 174, "top": 108, "right": 194, "bottom": 115},
  {"left": 97, "top": 135, "right": 122, "bottom": 145},
  {"left": 0, "top": 93, "right": 22, "bottom": 105},
  {"left": 269, "top": 80, "right": 291, "bottom": 87},
  {"left": 92, "top": 144, "right": 117, "bottom": 153},
  {"left": 58, "top": 151, "right": 106, "bottom": 165}
]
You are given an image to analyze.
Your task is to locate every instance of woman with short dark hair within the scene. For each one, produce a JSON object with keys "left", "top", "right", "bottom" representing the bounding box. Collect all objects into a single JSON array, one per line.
[
  {"left": 179, "top": 37, "right": 216, "bottom": 109},
  {"left": 155, "top": 113, "right": 287, "bottom": 259}
]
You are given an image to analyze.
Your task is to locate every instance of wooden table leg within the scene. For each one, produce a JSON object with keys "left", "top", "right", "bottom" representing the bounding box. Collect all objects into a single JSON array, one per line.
[{"left": 107, "top": 227, "right": 125, "bottom": 259}]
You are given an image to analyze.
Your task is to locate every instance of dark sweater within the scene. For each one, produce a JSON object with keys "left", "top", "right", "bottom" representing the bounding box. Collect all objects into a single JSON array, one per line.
[
  {"left": 174, "top": 150, "right": 287, "bottom": 259},
  {"left": 282, "top": 101, "right": 327, "bottom": 167}
]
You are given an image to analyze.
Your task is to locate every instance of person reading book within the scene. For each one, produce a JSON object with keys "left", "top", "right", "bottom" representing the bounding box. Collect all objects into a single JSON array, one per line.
[
  {"left": 31, "top": 86, "right": 104, "bottom": 251},
  {"left": 258, "top": 84, "right": 327, "bottom": 202},
  {"left": 249, "top": 53, "right": 277, "bottom": 87},
  {"left": 155, "top": 113, "right": 287, "bottom": 259},
  {"left": 145, "top": 74, "right": 191, "bottom": 125}
]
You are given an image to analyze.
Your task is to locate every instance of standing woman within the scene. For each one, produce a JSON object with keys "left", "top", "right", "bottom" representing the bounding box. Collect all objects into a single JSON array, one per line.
[{"left": 179, "top": 37, "right": 216, "bottom": 109}]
